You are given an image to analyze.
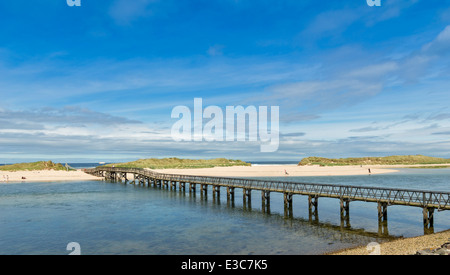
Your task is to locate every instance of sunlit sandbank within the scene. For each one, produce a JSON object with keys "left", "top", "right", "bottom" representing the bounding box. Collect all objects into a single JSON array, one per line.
[
  {"left": 154, "top": 164, "right": 401, "bottom": 177},
  {"left": 0, "top": 170, "right": 101, "bottom": 183}
]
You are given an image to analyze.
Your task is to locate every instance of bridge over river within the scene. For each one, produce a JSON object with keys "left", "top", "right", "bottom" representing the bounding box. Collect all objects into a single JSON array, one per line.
[{"left": 85, "top": 167, "right": 450, "bottom": 235}]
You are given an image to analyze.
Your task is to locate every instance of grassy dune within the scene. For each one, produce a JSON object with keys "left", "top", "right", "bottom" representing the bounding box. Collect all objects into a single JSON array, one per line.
[
  {"left": 0, "top": 161, "right": 67, "bottom": 171},
  {"left": 298, "top": 155, "right": 450, "bottom": 166},
  {"left": 103, "top": 158, "right": 251, "bottom": 169}
]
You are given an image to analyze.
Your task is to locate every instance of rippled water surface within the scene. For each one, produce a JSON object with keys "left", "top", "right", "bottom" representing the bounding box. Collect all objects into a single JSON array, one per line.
[{"left": 0, "top": 168, "right": 449, "bottom": 255}]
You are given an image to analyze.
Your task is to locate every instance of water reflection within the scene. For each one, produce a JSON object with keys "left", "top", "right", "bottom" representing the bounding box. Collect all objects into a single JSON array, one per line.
[{"left": 126, "top": 178, "right": 401, "bottom": 243}]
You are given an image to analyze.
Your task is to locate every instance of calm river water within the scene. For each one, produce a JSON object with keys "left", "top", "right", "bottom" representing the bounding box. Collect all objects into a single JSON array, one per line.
[{"left": 0, "top": 168, "right": 449, "bottom": 255}]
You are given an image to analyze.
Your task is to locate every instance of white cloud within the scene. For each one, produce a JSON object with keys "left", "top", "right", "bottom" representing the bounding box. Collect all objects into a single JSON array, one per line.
[{"left": 423, "top": 25, "right": 450, "bottom": 54}]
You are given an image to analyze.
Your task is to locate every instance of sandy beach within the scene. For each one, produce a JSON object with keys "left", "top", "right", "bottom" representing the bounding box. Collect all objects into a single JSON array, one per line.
[
  {"left": 155, "top": 164, "right": 400, "bottom": 177},
  {"left": 0, "top": 169, "right": 101, "bottom": 183},
  {"left": 2, "top": 164, "right": 446, "bottom": 183}
]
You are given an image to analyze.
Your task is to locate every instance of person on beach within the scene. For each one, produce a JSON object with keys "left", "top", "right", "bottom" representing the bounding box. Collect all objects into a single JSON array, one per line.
[
  {"left": 284, "top": 169, "right": 289, "bottom": 176},
  {"left": 368, "top": 168, "right": 371, "bottom": 174}
]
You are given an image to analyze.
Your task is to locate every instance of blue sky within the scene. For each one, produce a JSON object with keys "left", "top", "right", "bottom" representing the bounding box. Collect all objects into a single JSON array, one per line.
[{"left": 1, "top": 0, "right": 450, "bottom": 163}]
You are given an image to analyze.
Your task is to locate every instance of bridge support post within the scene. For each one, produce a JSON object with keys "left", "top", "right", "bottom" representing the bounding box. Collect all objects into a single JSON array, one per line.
[
  {"left": 243, "top": 189, "right": 251, "bottom": 205},
  {"left": 242, "top": 188, "right": 252, "bottom": 208},
  {"left": 261, "top": 191, "right": 271, "bottom": 213},
  {"left": 423, "top": 207, "right": 435, "bottom": 234},
  {"left": 284, "top": 193, "right": 293, "bottom": 218},
  {"left": 308, "top": 195, "right": 318, "bottom": 221},
  {"left": 377, "top": 202, "right": 388, "bottom": 222},
  {"left": 226, "top": 187, "right": 235, "bottom": 207},
  {"left": 201, "top": 184, "right": 208, "bottom": 197},
  {"left": 179, "top": 182, "right": 186, "bottom": 192},
  {"left": 213, "top": 185, "right": 220, "bottom": 198},
  {"left": 227, "top": 187, "right": 235, "bottom": 201},
  {"left": 189, "top": 183, "right": 196, "bottom": 193},
  {"left": 170, "top": 181, "right": 177, "bottom": 190},
  {"left": 377, "top": 202, "right": 389, "bottom": 236},
  {"left": 340, "top": 198, "right": 350, "bottom": 227}
]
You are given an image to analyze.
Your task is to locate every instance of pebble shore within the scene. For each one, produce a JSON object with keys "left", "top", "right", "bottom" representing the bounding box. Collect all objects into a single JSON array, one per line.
[{"left": 329, "top": 229, "right": 450, "bottom": 255}]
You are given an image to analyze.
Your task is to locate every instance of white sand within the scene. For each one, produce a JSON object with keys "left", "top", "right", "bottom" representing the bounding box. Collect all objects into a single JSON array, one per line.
[
  {"left": 155, "top": 164, "right": 400, "bottom": 177},
  {"left": 0, "top": 169, "right": 101, "bottom": 183}
]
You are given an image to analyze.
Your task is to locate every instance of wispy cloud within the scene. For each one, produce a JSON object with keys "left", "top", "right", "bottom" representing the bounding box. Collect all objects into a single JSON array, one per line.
[
  {"left": 1, "top": 1, "right": 450, "bottom": 161},
  {"left": 0, "top": 106, "right": 142, "bottom": 126},
  {"left": 108, "top": 0, "right": 157, "bottom": 25}
]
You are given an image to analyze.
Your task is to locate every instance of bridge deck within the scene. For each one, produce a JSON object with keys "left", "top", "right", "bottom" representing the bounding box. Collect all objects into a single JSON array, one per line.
[{"left": 86, "top": 167, "right": 450, "bottom": 211}]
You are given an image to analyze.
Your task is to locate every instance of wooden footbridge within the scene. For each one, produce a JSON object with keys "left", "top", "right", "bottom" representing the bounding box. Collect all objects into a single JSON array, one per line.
[{"left": 85, "top": 167, "right": 450, "bottom": 234}]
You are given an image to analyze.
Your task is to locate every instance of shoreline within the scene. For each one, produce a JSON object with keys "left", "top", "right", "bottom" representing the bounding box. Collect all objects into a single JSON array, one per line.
[
  {"left": 327, "top": 229, "right": 450, "bottom": 255},
  {"left": 1, "top": 164, "right": 449, "bottom": 183}
]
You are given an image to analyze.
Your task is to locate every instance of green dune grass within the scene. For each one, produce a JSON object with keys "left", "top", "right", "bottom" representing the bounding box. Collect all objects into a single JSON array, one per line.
[
  {"left": 103, "top": 158, "right": 251, "bottom": 169},
  {"left": 298, "top": 155, "right": 450, "bottom": 166},
  {"left": 0, "top": 161, "right": 67, "bottom": 171}
]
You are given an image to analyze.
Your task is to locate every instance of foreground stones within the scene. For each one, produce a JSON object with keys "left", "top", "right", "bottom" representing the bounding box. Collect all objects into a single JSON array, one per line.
[{"left": 415, "top": 241, "right": 450, "bottom": 255}]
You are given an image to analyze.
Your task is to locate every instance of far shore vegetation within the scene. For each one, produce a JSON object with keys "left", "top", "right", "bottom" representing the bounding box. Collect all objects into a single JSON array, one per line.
[
  {"left": 298, "top": 155, "right": 450, "bottom": 167},
  {"left": 0, "top": 161, "right": 68, "bottom": 172},
  {"left": 102, "top": 158, "right": 252, "bottom": 169}
]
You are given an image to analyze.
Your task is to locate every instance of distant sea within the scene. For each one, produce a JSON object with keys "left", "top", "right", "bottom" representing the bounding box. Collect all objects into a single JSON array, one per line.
[{"left": 0, "top": 167, "right": 449, "bottom": 255}]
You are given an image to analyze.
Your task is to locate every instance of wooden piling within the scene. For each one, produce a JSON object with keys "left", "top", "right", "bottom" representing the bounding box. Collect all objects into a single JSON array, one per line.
[
  {"left": 261, "top": 191, "right": 271, "bottom": 213},
  {"left": 243, "top": 189, "right": 251, "bottom": 204},
  {"left": 423, "top": 207, "right": 435, "bottom": 234},
  {"left": 213, "top": 185, "right": 220, "bottom": 197},
  {"left": 308, "top": 195, "right": 318, "bottom": 221},
  {"left": 284, "top": 192, "right": 293, "bottom": 218},
  {"left": 340, "top": 198, "right": 350, "bottom": 227},
  {"left": 227, "top": 187, "right": 235, "bottom": 201},
  {"left": 189, "top": 183, "right": 196, "bottom": 193},
  {"left": 377, "top": 202, "right": 388, "bottom": 222}
]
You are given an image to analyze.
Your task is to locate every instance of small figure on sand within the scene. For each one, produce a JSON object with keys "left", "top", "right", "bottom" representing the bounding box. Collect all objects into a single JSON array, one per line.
[
  {"left": 368, "top": 168, "right": 371, "bottom": 174},
  {"left": 284, "top": 169, "right": 289, "bottom": 176}
]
